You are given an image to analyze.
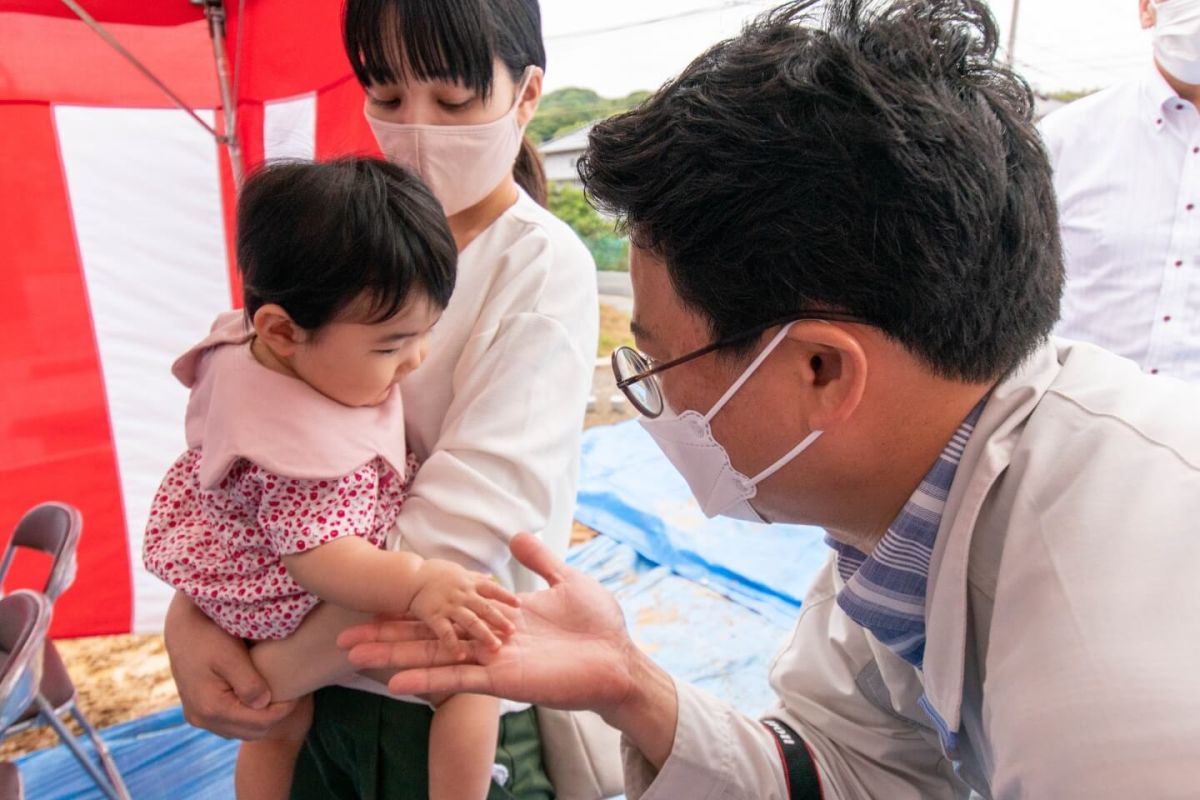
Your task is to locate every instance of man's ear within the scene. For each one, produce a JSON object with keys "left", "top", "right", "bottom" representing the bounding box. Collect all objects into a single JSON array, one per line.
[
  {"left": 786, "top": 320, "right": 868, "bottom": 431},
  {"left": 1141, "top": 0, "right": 1156, "bottom": 29},
  {"left": 251, "top": 304, "right": 306, "bottom": 358}
]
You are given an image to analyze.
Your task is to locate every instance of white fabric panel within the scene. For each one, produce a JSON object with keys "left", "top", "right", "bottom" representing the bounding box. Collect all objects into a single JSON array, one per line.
[
  {"left": 55, "top": 105, "right": 233, "bottom": 633},
  {"left": 263, "top": 93, "right": 317, "bottom": 162}
]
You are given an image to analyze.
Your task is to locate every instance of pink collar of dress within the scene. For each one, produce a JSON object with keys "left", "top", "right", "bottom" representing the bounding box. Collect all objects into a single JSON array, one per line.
[{"left": 174, "top": 311, "right": 408, "bottom": 488}]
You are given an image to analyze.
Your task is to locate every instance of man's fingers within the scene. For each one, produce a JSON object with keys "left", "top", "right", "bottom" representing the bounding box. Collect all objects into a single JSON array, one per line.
[
  {"left": 510, "top": 533, "right": 568, "bottom": 587},
  {"left": 387, "top": 664, "right": 496, "bottom": 697},
  {"left": 337, "top": 622, "right": 383, "bottom": 650},
  {"left": 429, "top": 618, "right": 462, "bottom": 656},
  {"left": 347, "top": 638, "right": 463, "bottom": 670},
  {"left": 337, "top": 619, "right": 433, "bottom": 650}
]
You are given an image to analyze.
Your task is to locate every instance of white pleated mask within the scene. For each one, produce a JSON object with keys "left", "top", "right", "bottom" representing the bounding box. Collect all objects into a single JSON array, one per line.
[
  {"left": 1153, "top": 0, "right": 1200, "bottom": 85},
  {"left": 639, "top": 323, "right": 823, "bottom": 523}
]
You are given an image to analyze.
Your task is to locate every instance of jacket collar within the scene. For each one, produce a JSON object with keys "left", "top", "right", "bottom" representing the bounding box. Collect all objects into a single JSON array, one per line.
[{"left": 921, "top": 340, "right": 1064, "bottom": 735}]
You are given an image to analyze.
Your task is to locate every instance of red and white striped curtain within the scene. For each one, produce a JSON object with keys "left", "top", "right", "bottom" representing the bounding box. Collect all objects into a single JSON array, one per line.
[{"left": 0, "top": 0, "right": 381, "bottom": 637}]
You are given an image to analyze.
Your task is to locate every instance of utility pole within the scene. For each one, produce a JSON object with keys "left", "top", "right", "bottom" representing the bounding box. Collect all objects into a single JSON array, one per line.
[{"left": 1006, "top": 0, "right": 1021, "bottom": 68}]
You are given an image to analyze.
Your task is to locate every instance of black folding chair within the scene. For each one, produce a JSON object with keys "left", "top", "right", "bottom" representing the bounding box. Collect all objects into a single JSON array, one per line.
[
  {"left": 0, "top": 503, "right": 130, "bottom": 800},
  {"left": 0, "top": 503, "right": 81, "bottom": 603},
  {"left": 0, "top": 591, "right": 49, "bottom": 800},
  {"left": 0, "top": 762, "right": 22, "bottom": 800}
]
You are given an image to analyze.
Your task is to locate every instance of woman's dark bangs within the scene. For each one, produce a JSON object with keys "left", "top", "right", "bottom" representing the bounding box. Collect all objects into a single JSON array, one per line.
[{"left": 344, "top": 0, "right": 496, "bottom": 97}]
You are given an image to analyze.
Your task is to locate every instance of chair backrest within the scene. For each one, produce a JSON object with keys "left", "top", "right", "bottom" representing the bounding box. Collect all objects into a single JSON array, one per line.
[
  {"left": 0, "top": 503, "right": 82, "bottom": 602},
  {"left": 0, "top": 591, "right": 51, "bottom": 732}
]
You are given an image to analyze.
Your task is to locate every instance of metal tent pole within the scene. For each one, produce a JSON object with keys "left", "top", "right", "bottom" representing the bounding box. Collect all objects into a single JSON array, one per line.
[
  {"left": 200, "top": 0, "right": 245, "bottom": 188},
  {"left": 58, "top": 0, "right": 220, "bottom": 139},
  {"left": 57, "top": 0, "right": 245, "bottom": 187}
]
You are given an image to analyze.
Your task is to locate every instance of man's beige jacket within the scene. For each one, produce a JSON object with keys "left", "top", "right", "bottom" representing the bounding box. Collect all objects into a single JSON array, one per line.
[{"left": 625, "top": 340, "right": 1200, "bottom": 799}]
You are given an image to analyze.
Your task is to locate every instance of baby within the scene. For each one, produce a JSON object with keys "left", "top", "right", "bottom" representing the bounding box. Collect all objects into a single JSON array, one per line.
[{"left": 144, "top": 158, "right": 512, "bottom": 799}]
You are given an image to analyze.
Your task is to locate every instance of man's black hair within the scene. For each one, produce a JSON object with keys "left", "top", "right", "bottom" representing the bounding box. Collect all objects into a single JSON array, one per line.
[
  {"left": 237, "top": 157, "right": 456, "bottom": 329},
  {"left": 580, "top": 0, "right": 1063, "bottom": 382}
]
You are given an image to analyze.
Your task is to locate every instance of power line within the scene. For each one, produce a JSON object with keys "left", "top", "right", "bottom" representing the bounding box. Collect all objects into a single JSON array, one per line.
[{"left": 545, "top": 1, "right": 770, "bottom": 42}]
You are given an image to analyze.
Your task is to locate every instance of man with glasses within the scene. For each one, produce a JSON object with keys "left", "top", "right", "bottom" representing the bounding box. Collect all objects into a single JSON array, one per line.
[{"left": 340, "top": 0, "right": 1200, "bottom": 797}]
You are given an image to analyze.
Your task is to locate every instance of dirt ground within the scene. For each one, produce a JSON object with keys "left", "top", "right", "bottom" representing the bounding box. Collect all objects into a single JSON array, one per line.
[{"left": 1, "top": 303, "right": 633, "bottom": 761}]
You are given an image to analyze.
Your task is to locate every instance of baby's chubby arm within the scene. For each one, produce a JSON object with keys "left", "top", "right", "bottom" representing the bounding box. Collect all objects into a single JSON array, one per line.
[
  {"left": 283, "top": 537, "right": 518, "bottom": 651},
  {"left": 248, "top": 539, "right": 518, "bottom": 703}
]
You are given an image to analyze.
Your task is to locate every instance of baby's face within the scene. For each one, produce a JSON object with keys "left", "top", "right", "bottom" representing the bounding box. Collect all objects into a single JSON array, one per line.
[{"left": 291, "top": 293, "right": 441, "bottom": 407}]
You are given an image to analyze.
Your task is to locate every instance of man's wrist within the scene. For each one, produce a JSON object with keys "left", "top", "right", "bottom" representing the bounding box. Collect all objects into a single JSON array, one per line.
[{"left": 599, "top": 647, "right": 679, "bottom": 770}]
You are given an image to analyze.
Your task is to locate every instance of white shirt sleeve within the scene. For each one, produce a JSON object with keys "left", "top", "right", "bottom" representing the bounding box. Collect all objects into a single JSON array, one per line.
[
  {"left": 392, "top": 311, "right": 591, "bottom": 577},
  {"left": 388, "top": 209, "right": 598, "bottom": 591}
]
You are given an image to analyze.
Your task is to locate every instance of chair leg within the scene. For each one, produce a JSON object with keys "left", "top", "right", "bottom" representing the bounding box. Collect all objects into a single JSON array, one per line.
[
  {"left": 70, "top": 704, "right": 131, "bottom": 800},
  {"left": 33, "top": 696, "right": 121, "bottom": 800}
]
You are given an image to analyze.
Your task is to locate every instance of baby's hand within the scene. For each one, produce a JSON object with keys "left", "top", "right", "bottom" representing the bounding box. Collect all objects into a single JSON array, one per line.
[{"left": 409, "top": 559, "right": 518, "bottom": 655}]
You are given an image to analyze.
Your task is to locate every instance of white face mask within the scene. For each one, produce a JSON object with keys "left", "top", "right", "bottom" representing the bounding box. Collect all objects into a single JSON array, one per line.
[
  {"left": 365, "top": 68, "right": 536, "bottom": 216},
  {"left": 1153, "top": 0, "right": 1200, "bottom": 85},
  {"left": 639, "top": 323, "right": 823, "bottom": 523}
]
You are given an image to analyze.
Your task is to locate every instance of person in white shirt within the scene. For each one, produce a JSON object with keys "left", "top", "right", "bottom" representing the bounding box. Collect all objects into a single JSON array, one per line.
[
  {"left": 340, "top": 1, "right": 1200, "bottom": 798},
  {"left": 161, "top": 0, "right": 599, "bottom": 797},
  {"left": 1040, "top": 0, "right": 1200, "bottom": 380}
]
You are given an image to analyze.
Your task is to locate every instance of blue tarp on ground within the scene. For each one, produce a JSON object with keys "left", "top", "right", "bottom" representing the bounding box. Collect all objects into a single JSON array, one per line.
[
  {"left": 575, "top": 419, "right": 832, "bottom": 628},
  {"left": 18, "top": 420, "right": 831, "bottom": 798}
]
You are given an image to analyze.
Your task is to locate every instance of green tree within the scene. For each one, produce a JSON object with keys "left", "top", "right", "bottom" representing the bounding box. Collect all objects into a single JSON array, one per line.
[
  {"left": 528, "top": 88, "right": 651, "bottom": 144},
  {"left": 547, "top": 183, "right": 629, "bottom": 272}
]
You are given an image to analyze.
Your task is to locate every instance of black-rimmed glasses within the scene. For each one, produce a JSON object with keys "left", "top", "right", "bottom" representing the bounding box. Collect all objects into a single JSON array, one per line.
[{"left": 611, "top": 310, "right": 869, "bottom": 418}]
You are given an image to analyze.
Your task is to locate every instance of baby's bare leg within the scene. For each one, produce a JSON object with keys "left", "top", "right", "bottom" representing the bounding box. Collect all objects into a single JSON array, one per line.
[
  {"left": 429, "top": 694, "right": 502, "bottom": 800},
  {"left": 250, "top": 603, "right": 374, "bottom": 702},
  {"left": 234, "top": 694, "right": 313, "bottom": 800}
]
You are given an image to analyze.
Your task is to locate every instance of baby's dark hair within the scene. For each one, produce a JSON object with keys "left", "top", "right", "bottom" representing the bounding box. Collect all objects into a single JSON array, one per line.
[{"left": 236, "top": 157, "right": 457, "bottom": 330}]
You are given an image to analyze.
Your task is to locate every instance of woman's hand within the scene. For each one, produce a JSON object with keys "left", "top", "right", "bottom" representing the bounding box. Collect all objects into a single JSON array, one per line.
[{"left": 164, "top": 593, "right": 297, "bottom": 740}]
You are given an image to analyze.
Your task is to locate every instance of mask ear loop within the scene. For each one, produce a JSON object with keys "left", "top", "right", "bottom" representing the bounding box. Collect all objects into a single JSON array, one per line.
[
  {"left": 511, "top": 66, "right": 540, "bottom": 114},
  {"left": 704, "top": 319, "right": 828, "bottom": 483},
  {"left": 702, "top": 322, "right": 798, "bottom": 423},
  {"left": 748, "top": 429, "right": 823, "bottom": 485}
]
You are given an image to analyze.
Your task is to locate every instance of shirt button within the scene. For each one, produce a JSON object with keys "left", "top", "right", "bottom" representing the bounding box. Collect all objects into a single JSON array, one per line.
[
  {"left": 1164, "top": 315, "right": 1173, "bottom": 322},
  {"left": 1151, "top": 368, "right": 1160, "bottom": 375},
  {"left": 1194, "top": 147, "right": 1200, "bottom": 154},
  {"left": 1177, "top": 103, "right": 1186, "bottom": 111},
  {"left": 1178, "top": 259, "right": 1186, "bottom": 268}
]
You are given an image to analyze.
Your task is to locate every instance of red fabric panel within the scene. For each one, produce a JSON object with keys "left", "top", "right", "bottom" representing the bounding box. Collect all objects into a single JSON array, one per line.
[
  {"left": 0, "top": 14, "right": 218, "bottom": 107},
  {"left": 216, "top": 108, "right": 245, "bottom": 307},
  {"left": 226, "top": 0, "right": 359, "bottom": 103},
  {"left": 235, "top": 101, "right": 267, "bottom": 173},
  {"left": 0, "top": 104, "right": 134, "bottom": 636},
  {"left": 315, "top": 76, "right": 382, "bottom": 160},
  {"left": 0, "top": 0, "right": 202, "bottom": 26}
]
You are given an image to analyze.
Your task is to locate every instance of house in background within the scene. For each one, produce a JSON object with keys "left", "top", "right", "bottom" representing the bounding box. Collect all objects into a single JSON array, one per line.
[{"left": 539, "top": 124, "right": 593, "bottom": 187}]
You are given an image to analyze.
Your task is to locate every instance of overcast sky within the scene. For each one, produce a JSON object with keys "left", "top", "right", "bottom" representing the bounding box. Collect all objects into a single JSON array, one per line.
[{"left": 539, "top": 0, "right": 1153, "bottom": 98}]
